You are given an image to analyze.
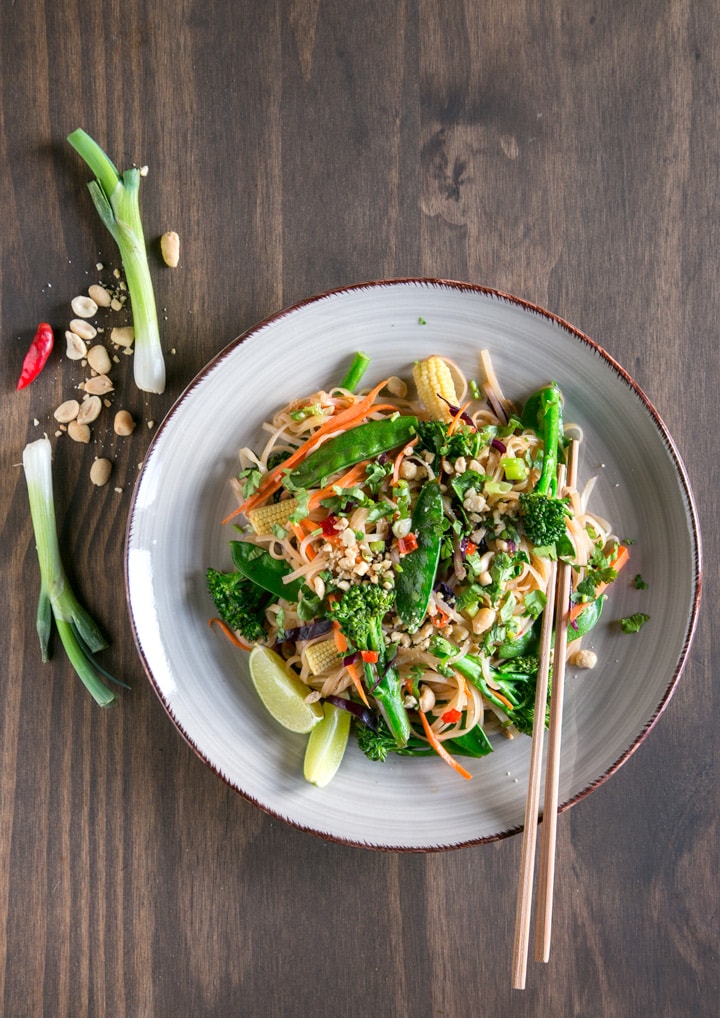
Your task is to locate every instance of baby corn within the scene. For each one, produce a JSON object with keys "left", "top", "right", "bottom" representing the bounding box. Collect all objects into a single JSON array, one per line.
[
  {"left": 247, "top": 497, "right": 301, "bottom": 535},
  {"left": 413, "top": 356, "right": 458, "bottom": 421},
  {"left": 305, "top": 638, "right": 342, "bottom": 675}
]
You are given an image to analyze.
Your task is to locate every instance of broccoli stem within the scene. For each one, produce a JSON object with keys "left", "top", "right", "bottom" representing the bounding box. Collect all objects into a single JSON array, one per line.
[
  {"left": 518, "top": 384, "right": 568, "bottom": 546},
  {"left": 363, "top": 620, "right": 410, "bottom": 747},
  {"left": 533, "top": 385, "right": 562, "bottom": 498}
]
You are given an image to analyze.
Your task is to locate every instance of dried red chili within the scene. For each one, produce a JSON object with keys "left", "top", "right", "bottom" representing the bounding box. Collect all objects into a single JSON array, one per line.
[{"left": 16, "top": 323, "right": 54, "bottom": 390}]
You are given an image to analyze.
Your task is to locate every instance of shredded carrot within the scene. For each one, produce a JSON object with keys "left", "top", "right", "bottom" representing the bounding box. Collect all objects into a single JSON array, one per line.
[
  {"left": 290, "top": 521, "right": 317, "bottom": 560},
  {"left": 223, "top": 378, "right": 392, "bottom": 523},
  {"left": 331, "top": 620, "right": 370, "bottom": 708},
  {"left": 391, "top": 437, "right": 419, "bottom": 485},
  {"left": 208, "top": 617, "right": 252, "bottom": 650},
  {"left": 331, "top": 616, "right": 346, "bottom": 651},
  {"left": 418, "top": 709, "right": 472, "bottom": 780},
  {"left": 490, "top": 687, "right": 515, "bottom": 711},
  {"left": 346, "top": 659, "right": 371, "bottom": 707},
  {"left": 447, "top": 400, "right": 472, "bottom": 436},
  {"left": 307, "top": 460, "right": 370, "bottom": 509},
  {"left": 569, "top": 543, "right": 630, "bottom": 623}
]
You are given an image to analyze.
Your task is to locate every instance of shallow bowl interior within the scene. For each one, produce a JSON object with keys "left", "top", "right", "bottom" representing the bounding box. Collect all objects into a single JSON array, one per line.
[{"left": 126, "top": 280, "right": 701, "bottom": 850}]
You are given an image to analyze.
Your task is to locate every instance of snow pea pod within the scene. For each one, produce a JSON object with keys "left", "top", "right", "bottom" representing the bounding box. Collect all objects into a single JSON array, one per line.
[
  {"left": 395, "top": 479, "right": 444, "bottom": 632},
  {"left": 287, "top": 416, "right": 418, "bottom": 490},
  {"left": 230, "top": 541, "right": 303, "bottom": 601},
  {"left": 568, "top": 593, "right": 606, "bottom": 641}
]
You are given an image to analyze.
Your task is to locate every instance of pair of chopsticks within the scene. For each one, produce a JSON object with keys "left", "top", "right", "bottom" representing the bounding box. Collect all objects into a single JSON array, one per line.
[{"left": 512, "top": 440, "right": 578, "bottom": 989}]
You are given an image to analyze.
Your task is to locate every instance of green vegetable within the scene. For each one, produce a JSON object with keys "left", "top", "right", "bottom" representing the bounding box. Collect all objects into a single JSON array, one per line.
[
  {"left": 357, "top": 716, "right": 493, "bottom": 761},
  {"left": 230, "top": 541, "right": 303, "bottom": 601},
  {"left": 330, "top": 583, "right": 410, "bottom": 747},
  {"left": 568, "top": 594, "right": 606, "bottom": 640},
  {"left": 338, "top": 351, "right": 370, "bottom": 392},
  {"left": 415, "top": 419, "right": 482, "bottom": 462},
  {"left": 206, "top": 567, "right": 269, "bottom": 642},
  {"left": 430, "top": 635, "right": 546, "bottom": 735},
  {"left": 501, "top": 456, "right": 527, "bottom": 481},
  {"left": 395, "top": 479, "right": 444, "bottom": 632},
  {"left": 22, "top": 437, "right": 119, "bottom": 707},
  {"left": 518, "top": 383, "right": 569, "bottom": 547},
  {"left": 619, "top": 612, "right": 650, "bottom": 633},
  {"left": 287, "top": 416, "right": 418, "bottom": 490},
  {"left": 632, "top": 573, "right": 648, "bottom": 590},
  {"left": 67, "top": 128, "right": 165, "bottom": 394}
]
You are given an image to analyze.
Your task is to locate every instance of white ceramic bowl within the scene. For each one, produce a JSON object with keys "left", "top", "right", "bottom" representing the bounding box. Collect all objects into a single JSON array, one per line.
[{"left": 125, "top": 280, "right": 701, "bottom": 850}]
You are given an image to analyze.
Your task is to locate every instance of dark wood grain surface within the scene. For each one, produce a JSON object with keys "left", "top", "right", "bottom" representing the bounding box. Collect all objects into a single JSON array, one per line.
[{"left": 1, "top": 2, "right": 715, "bottom": 1015}]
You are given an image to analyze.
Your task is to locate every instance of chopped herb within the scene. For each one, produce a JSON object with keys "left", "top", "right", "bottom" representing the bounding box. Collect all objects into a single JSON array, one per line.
[
  {"left": 237, "top": 465, "right": 263, "bottom": 499},
  {"left": 523, "top": 589, "right": 546, "bottom": 618},
  {"left": 619, "top": 612, "right": 650, "bottom": 633},
  {"left": 632, "top": 573, "right": 648, "bottom": 590}
]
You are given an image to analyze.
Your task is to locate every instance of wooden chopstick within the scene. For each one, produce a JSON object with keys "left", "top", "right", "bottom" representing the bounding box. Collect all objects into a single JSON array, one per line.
[
  {"left": 511, "top": 554, "right": 558, "bottom": 990},
  {"left": 512, "top": 441, "right": 579, "bottom": 988},
  {"left": 535, "top": 440, "right": 578, "bottom": 962}
]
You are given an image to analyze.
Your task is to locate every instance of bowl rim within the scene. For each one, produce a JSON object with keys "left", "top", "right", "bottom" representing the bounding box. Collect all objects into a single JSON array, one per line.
[{"left": 124, "top": 277, "right": 703, "bottom": 850}]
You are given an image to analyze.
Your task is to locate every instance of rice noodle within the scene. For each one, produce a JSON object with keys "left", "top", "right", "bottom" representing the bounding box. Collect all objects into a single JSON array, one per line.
[{"left": 216, "top": 353, "right": 620, "bottom": 779}]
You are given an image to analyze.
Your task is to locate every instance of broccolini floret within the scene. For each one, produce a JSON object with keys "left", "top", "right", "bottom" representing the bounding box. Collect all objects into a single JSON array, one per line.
[
  {"left": 330, "top": 582, "right": 410, "bottom": 747},
  {"left": 206, "top": 568, "right": 269, "bottom": 642},
  {"left": 330, "top": 582, "right": 395, "bottom": 651}
]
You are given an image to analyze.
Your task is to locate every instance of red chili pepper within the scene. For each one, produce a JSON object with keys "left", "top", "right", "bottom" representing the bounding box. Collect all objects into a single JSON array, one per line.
[
  {"left": 464, "top": 541, "right": 477, "bottom": 557},
  {"left": 397, "top": 532, "right": 418, "bottom": 555},
  {"left": 360, "top": 649, "right": 379, "bottom": 664},
  {"left": 320, "top": 514, "right": 339, "bottom": 536},
  {"left": 441, "top": 707, "right": 462, "bottom": 724},
  {"left": 16, "top": 323, "right": 54, "bottom": 390}
]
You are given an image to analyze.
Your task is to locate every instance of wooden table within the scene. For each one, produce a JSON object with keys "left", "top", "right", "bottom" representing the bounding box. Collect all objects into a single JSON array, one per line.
[{"left": 1, "top": 2, "right": 714, "bottom": 1015}]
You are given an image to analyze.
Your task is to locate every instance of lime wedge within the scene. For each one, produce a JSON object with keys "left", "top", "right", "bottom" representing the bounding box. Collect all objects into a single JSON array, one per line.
[
  {"left": 303, "top": 701, "right": 352, "bottom": 787},
  {"left": 248, "top": 646, "right": 324, "bottom": 733}
]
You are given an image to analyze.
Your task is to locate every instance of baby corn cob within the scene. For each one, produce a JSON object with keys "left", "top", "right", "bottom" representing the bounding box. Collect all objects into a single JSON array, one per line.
[
  {"left": 305, "top": 638, "right": 342, "bottom": 675},
  {"left": 413, "top": 356, "right": 458, "bottom": 421},
  {"left": 247, "top": 497, "right": 301, "bottom": 535}
]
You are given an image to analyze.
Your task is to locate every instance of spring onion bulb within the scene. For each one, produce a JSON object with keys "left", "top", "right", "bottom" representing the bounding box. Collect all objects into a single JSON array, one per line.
[
  {"left": 22, "top": 437, "right": 119, "bottom": 707},
  {"left": 67, "top": 128, "right": 166, "bottom": 394}
]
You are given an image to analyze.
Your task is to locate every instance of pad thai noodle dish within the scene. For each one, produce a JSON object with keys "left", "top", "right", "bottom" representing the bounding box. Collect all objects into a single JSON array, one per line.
[{"left": 207, "top": 351, "right": 630, "bottom": 786}]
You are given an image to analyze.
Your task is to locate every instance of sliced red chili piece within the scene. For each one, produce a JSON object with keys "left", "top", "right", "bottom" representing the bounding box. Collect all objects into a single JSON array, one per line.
[{"left": 397, "top": 532, "right": 418, "bottom": 555}]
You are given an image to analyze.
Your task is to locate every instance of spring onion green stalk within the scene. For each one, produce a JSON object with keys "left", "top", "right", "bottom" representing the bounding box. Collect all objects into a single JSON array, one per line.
[
  {"left": 22, "top": 437, "right": 119, "bottom": 707},
  {"left": 67, "top": 128, "right": 165, "bottom": 394}
]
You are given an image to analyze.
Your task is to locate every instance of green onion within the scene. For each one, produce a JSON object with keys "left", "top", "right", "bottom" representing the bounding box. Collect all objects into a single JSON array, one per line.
[
  {"left": 501, "top": 456, "right": 528, "bottom": 481},
  {"left": 22, "top": 437, "right": 119, "bottom": 707},
  {"left": 67, "top": 128, "right": 165, "bottom": 394}
]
